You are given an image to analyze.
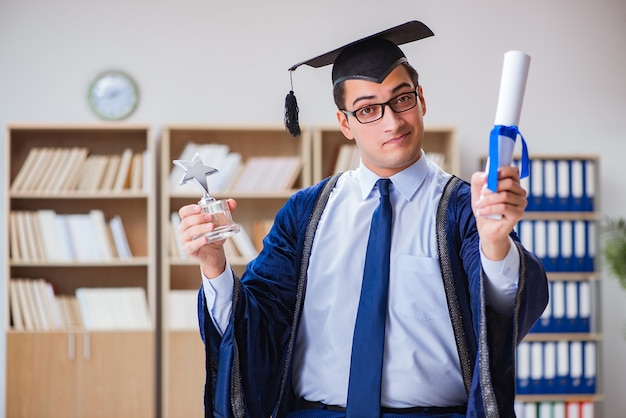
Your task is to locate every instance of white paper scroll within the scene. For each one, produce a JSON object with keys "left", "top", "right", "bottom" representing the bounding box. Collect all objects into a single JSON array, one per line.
[
  {"left": 483, "top": 50, "right": 531, "bottom": 219},
  {"left": 493, "top": 50, "right": 531, "bottom": 168}
]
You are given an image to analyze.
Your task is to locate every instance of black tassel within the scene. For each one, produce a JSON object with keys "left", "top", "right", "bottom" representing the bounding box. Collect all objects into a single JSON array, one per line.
[{"left": 284, "top": 90, "right": 301, "bottom": 137}]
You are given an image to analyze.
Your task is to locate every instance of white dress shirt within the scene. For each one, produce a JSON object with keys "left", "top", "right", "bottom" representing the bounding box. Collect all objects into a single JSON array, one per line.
[{"left": 203, "top": 153, "right": 520, "bottom": 408}]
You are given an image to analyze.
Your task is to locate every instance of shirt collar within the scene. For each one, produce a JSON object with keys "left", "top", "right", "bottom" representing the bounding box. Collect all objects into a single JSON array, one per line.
[{"left": 357, "top": 150, "right": 430, "bottom": 201}]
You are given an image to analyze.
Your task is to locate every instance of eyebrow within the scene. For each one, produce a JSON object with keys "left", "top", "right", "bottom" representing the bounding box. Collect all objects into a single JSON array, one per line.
[{"left": 351, "top": 82, "right": 414, "bottom": 108}]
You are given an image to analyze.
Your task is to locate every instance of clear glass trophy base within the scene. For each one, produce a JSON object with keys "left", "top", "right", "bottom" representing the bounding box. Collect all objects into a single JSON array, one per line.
[{"left": 195, "top": 198, "right": 240, "bottom": 244}]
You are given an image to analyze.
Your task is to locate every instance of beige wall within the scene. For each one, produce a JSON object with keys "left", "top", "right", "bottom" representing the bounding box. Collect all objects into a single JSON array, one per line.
[{"left": 1, "top": 0, "right": 625, "bottom": 416}]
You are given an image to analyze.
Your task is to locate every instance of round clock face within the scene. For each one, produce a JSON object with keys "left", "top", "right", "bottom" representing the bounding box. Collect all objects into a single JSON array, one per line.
[{"left": 88, "top": 70, "right": 139, "bottom": 120}]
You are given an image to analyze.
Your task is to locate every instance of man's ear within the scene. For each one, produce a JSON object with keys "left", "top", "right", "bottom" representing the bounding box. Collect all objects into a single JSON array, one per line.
[
  {"left": 418, "top": 85, "right": 427, "bottom": 116},
  {"left": 336, "top": 110, "right": 355, "bottom": 141}
]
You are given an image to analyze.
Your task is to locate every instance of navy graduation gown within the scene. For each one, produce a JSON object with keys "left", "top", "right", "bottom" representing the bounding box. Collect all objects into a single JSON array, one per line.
[{"left": 198, "top": 175, "right": 548, "bottom": 418}]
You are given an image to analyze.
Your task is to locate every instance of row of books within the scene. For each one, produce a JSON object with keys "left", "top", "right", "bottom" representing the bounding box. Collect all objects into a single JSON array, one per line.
[
  {"left": 517, "top": 340, "right": 596, "bottom": 395},
  {"left": 531, "top": 281, "right": 592, "bottom": 334},
  {"left": 170, "top": 142, "right": 301, "bottom": 193},
  {"left": 514, "top": 401, "right": 593, "bottom": 418},
  {"left": 168, "top": 289, "right": 198, "bottom": 330},
  {"left": 9, "top": 278, "right": 152, "bottom": 331},
  {"left": 11, "top": 147, "right": 148, "bottom": 194},
  {"left": 516, "top": 219, "right": 595, "bottom": 272},
  {"left": 10, "top": 209, "right": 132, "bottom": 263},
  {"left": 169, "top": 212, "right": 272, "bottom": 260},
  {"left": 517, "top": 158, "right": 595, "bottom": 212}
]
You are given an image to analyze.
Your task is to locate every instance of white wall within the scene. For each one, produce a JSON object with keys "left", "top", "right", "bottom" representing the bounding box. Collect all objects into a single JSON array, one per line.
[{"left": 1, "top": 0, "right": 625, "bottom": 416}]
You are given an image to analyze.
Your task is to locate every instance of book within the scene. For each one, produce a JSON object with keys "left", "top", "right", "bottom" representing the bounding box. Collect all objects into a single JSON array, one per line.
[
  {"left": 66, "top": 213, "right": 100, "bottom": 261},
  {"left": 109, "top": 215, "right": 132, "bottom": 259},
  {"left": 36, "top": 147, "right": 67, "bottom": 193},
  {"left": 113, "top": 148, "right": 134, "bottom": 191},
  {"left": 62, "top": 148, "right": 89, "bottom": 191},
  {"left": 230, "top": 224, "right": 257, "bottom": 259},
  {"left": 76, "top": 287, "right": 151, "bottom": 330},
  {"left": 170, "top": 212, "right": 186, "bottom": 259},
  {"left": 11, "top": 147, "right": 41, "bottom": 192},
  {"left": 99, "top": 154, "right": 121, "bottom": 191},
  {"left": 9, "top": 211, "right": 21, "bottom": 261},
  {"left": 9, "top": 280, "right": 24, "bottom": 330},
  {"left": 15, "top": 279, "right": 36, "bottom": 330},
  {"left": 27, "top": 211, "right": 45, "bottom": 261},
  {"left": 37, "top": 210, "right": 65, "bottom": 262},
  {"left": 130, "top": 152, "right": 143, "bottom": 191},
  {"left": 90, "top": 209, "right": 114, "bottom": 261},
  {"left": 168, "top": 290, "right": 198, "bottom": 330}
]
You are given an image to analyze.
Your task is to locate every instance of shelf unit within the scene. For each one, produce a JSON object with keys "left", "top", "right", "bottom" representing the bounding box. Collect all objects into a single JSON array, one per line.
[
  {"left": 311, "top": 124, "right": 459, "bottom": 182},
  {"left": 4, "top": 124, "right": 157, "bottom": 418},
  {"left": 510, "top": 155, "right": 602, "bottom": 416},
  {"left": 160, "top": 124, "right": 312, "bottom": 418}
]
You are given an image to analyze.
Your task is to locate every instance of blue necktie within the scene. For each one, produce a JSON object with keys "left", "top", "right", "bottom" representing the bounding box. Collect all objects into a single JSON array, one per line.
[{"left": 346, "top": 178, "right": 392, "bottom": 418}]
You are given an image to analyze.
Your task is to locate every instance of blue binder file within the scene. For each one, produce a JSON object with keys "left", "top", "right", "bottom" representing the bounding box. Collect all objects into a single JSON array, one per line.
[
  {"left": 543, "top": 160, "right": 557, "bottom": 211},
  {"left": 583, "top": 342, "right": 596, "bottom": 394},
  {"left": 569, "top": 341, "right": 583, "bottom": 393},
  {"left": 559, "top": 220, "right": 574, "bottom": 272},
  {"left": 556, "top": 340, "right": 569, "bottom": 394},
  {"left": 556, "top": 159, "right": 571, "bottom": 211},
  {"left": 582, "top": 160, "right": 595, "bottom": 211},
  {"left": 571, "top": 159, "right": 584, "bottom": 211},
  {"left": 517, "top": 342, "right": 531, "bottom": 394},
  {"left": 529, "top": 158, "right": 544, "bottom": 211}
]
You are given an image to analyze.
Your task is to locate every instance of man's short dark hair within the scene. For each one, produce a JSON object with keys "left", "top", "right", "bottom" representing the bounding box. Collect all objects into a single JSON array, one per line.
[{"left": 332, "top": 62, "right": 420, "bottom": 110}]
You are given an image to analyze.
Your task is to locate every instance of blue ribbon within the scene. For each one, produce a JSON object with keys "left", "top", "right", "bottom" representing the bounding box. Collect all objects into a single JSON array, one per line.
[{"left": 487, "top": 125, "right": 529, "bottom": 192}]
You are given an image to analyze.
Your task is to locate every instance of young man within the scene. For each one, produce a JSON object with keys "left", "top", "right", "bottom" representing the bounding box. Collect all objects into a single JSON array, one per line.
[{"left": 177, "top": 21, "right": 548, "bottom": 418}]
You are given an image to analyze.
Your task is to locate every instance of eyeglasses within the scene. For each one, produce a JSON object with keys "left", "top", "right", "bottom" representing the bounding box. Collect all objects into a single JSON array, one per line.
[{"left": 341, "top": 91, "right": 419, "bottom": 124}]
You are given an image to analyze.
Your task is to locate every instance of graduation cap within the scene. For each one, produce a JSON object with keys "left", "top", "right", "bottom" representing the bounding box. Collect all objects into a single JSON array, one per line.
[{"left": 284, "top": 20, "right": 434, "bottom": 137}]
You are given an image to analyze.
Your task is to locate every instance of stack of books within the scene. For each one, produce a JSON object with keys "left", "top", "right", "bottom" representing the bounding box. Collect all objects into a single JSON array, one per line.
[
  {"left": 11, "top": 147, "right": 148, "bottom": 193},
  {"left": 9, "top": 209, "right": 132, "bottom": 262}
]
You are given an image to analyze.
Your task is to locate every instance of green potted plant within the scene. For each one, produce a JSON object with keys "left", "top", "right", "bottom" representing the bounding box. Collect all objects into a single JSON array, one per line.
[
  {"left": 601, "top": 216, "right": 626, "bottom": 337},
  {"left": 602, "top": 217, "right": 626, "bottom": 292}
]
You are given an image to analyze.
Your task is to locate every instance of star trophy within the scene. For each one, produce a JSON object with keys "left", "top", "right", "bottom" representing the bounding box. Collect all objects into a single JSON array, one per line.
[{"left": 173, "top": 153, "right": 240, "bottom": 243}]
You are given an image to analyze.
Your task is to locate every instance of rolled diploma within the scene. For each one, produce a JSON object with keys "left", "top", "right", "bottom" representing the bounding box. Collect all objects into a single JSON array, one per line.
[
  {"left": 491, "top": 50, "right": 531, "bottom": 169},
  {"left": 484, "top": 50, "right": 530, "bottom": 219}
]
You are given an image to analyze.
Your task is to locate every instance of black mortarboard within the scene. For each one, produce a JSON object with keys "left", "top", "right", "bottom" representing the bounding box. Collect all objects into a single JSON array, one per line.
[{"left": 284, "top": 20, "right": 434, "bottom": 137}]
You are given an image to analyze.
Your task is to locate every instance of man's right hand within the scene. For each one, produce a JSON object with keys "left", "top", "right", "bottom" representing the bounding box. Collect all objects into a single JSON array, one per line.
[{"left": 177, "top": 199, "right": 237, "bottom": 279}]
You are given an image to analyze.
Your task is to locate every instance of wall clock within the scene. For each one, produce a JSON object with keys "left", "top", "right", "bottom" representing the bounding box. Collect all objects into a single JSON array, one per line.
[{"left": 88, "top": 70, "right": 139, "bottom": 120}]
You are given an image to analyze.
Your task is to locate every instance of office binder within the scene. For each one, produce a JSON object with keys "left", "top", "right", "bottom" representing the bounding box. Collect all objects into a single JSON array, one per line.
[
  {"left": 534, "top": 220, "right": 548, "bottom": 270},
  {"left": 585, "top": 221, "right": 596, "bottom": 272},
  {"left": 565, "top": 281, "right": 579, "bottom": 333},
  {"left": 556, "top": 159, "right": 571, "bottom": 211},
  {"left": 571, "top": 159, "right": 584, "bottom": 211},
  {"left": 556, "top": 340, "right": 569, "bottom": 394},
  {"left": 546, "top": 220, "right": 560, "bottom": 271},
  {"left": 543, "top": 160, "right": 557, "bottom": 211},
  {"left": 543, "top": 342, "right": 557, "bottom": 393},
  {"left": 530, "top": 341, "right": 544, "bottom": 393},
  {"left": 552, "top": 281, "right": 565, "bottom": 331},
  {"left": 583, "top": 342, "right": 596, "bottom": 394},
  {"left": 582, "top": 159, "right": 595, "bottom": 211},
  {"left": 570, "top": 341, "right": 583, "bottom": 393},
  {"left": 579, "top": 281, "right": 591, "bottom": 332},
  {"left": 517, "top": 341, "right": 531, "bottom": 394},
  {"left": 529, "top": 158, "right": 544, "bottom": 211},
  {"left": 573, "top": 220, "right": 587, "bottom": 272},
  {"left": 559, "top": 220, "right": 574, "bottom": 272}
]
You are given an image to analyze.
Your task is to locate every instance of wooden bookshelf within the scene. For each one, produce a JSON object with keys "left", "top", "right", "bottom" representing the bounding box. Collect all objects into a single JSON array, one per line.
[
  {"left": 4, "top": 124, "right": 156, "bottom": 418},
  {"left": 160, "top": 124, "right": 312, "bottom": 418}
]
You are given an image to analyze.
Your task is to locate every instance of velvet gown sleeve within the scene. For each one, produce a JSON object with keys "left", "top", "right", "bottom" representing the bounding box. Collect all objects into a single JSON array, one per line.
[{"left": 445, "top": 179, "right": 549, "bottom": 417}]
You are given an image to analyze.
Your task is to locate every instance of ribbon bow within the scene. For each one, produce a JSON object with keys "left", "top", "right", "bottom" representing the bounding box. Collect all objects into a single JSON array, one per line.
[{"left": 487, "top": 125, "right": 529, "bottom": 192}]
